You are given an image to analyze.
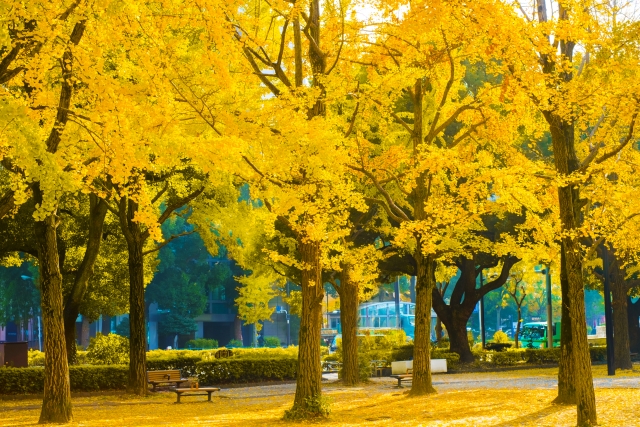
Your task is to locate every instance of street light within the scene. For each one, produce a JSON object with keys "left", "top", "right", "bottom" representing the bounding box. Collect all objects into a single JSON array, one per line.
[{"left": 276, "top": 306, "right": 290, "bottom": 347}]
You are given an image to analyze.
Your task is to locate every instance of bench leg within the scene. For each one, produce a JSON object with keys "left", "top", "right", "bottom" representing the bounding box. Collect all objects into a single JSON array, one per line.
[
  {"left": 397, "top": 379, "right": 403, "bottom": 388},
  {"left": 176, "top": 394, "right": 181, "bottom": 404},
  {"left": 208, "top": 391, "right": 212, "bottom": 402}
]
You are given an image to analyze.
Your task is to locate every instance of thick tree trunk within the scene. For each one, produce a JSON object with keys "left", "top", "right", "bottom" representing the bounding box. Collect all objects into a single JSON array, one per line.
[
  {"left": 63, "top": 195, "right": 108, "bottom": 363},
  {"left": 610, "top": 257, "right": 632, "bottom": 370},
  {"left": 409, "top": 253, "right": 436, "bottom": 395},
  {"left": 445, "top": 313, "right": 474, "bottom": 363},
  {"left": 127, "top": 237, "right": 147, "bottom": 395},
  {"left": 118, "top": 198, "right": 148, "bottom": 396},
  {"left": 338, "top": 264, "right": 359, "bottom": 386},
  {"left": 34, "top": 196, "right": 73, "bottom": 423},
  {"left": 288, "top": 238, "right": 324, "bottom": 417},
  {"left": 555, "top": 242, "right": 575, "bottom": 404},
  {"left": 547, "top": 114, "right": 596, "bottom": 425}
]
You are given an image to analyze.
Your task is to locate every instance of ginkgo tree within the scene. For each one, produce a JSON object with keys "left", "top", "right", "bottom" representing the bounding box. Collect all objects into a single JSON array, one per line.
[
  {"left": 343, "top": 0, "right": 537, "bottom": 393},
  {"left": 497, "top": 1, "right": 640, "bottom": 423}
]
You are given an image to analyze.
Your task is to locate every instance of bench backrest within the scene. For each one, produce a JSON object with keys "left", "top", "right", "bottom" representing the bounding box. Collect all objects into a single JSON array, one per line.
[
  {"left": 214, "top": 349, "right": 233, "bottom": 359},
  {"left": 147, "top": 369, "right": 182, "bottom": 383}
]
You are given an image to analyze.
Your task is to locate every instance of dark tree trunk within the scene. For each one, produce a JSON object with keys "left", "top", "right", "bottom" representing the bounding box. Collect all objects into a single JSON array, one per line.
[
  {"left": 555, "top": 241, "right": 575, "bottom": 404},
  {"left": 234, "top": 315, "right": 243, "bottom": 342},
  {"left": 545, "top": 112, "right": 596, "bottom": 424},
  {"left": 118, "top": 198, "right": 147, "bottom": 396},
  {"left": 609, "top": 253, "right": 632, "bottom": 370},
  {"left": 288, "top": 238, "right": 324, "bottom": 416},
  {"left": 409, "top": 253, "right": 436, "bottom": 395},
  {"left": 338, "top": 264, "right": 359, "bottom": 386},
  {"left": 431, "top": 256, "right": 517, "bottom": 363},
  {"left": 34, "top": 188, "right": 73, "bottom": 423},
  {"left": 435, "top": 317, "right": 444, "bottom": 343},
  {"left": 127, "top": 237, "right": 147, "bottom": 395},
  {"left": 63, "top": 195, "right": 108, "bottom": 364},
  {"left": 446, "top": 311, "right": 475, "bottom": 363}
]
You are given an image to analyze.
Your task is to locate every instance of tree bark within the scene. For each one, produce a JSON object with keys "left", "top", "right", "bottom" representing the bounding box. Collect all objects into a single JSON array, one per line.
[
  {"left": 435, "top": 317, "right": 444, "bottom": 343},
  {"left": 338, "top": 264, "right": 359, "bottom": 386},
  {"left": 431, "top": 256, "right": 517, "bottom": 363},
  {"left": 609, "top": 253, "right": 632, "bottom": 370},
  {"left": 34, "top": 188, "right": 73, "bottom": 424},
  {"left": 546, "top": 112, "right": 596, "bottom": 425},
  {"left": 289, "top": 238, "right": 325, "bottom": 415},
  {"left": 63, "top": 195, "right": 108, "bottom": 364},
  {"left": 409, "top": 253, "right": 437, "bottom": 395},
  {"left": 445, "top": 311, "right": 475, "bottom": 363},
  {"left": 234, "top": 315, "right": 243, "bottom": 342},
  {"left": 118, "top": 198, "right": 148, "bottom": 396},
  {"left": 555, "top": 241, "right": 575, "bottom": 404}
]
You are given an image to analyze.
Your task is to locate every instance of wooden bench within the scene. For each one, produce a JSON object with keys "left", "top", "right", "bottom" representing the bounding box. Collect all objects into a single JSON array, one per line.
[
  {"left": 390, "top": 368, "right": 413, "bottom": 387},
  {"left": 147, "top": 369, "right": 189, "bottom": 391},
  {"left": 174, "top": 387, "right": 220, "bottom": 403}
]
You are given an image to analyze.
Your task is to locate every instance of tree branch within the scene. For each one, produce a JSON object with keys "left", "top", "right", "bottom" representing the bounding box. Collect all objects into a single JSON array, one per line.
[{"left": 142, "top": 230, "right": 196, "bottom": 256}]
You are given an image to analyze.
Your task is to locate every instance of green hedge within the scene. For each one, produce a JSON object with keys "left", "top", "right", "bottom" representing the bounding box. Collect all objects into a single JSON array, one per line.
[
  {"left": 196, "top": 357, "right": 297, "bottom": 384},
  {"left": 483, "top": 347, "right": 608, "bottom": 366},
  {"left": 0, "top": 366, "right": 129, "bottom": 394},
  {"left": 390, "top": 344, "right": 608, "bottom": 369},
  {"left": 146, "top": 355, "right": 202, "bottom": 377}
]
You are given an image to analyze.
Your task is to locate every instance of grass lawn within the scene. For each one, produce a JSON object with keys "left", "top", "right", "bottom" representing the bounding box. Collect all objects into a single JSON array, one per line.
[{"left": 2, "top": 366, "right": 639, "bottom": 426}]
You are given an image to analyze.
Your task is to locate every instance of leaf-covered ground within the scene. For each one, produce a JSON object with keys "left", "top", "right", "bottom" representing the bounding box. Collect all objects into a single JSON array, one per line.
[{"left": 2, "top": 366, "right": 639, "bottom": 426}]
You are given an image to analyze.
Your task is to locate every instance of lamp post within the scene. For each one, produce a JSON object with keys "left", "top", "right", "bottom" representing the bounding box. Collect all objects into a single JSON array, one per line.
[{"left": 276, "top": 306, "right": 290, "bottom": 347}]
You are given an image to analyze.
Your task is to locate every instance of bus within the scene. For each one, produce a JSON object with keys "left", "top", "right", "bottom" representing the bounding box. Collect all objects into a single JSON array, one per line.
[
  {"left": 520, "top": 321, "right": 561, "bottom": 348},
  {"left": 327, "top": 301, "right": 437, "bottom": 342}
]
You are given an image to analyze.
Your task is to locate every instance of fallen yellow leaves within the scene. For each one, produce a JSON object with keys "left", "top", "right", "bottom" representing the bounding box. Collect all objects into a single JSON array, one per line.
[{"left": 2, "top": 377, "right": 640, "bottom": 427}]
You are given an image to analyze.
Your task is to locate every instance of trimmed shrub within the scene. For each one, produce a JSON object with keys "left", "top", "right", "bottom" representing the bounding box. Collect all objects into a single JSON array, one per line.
[
  {"left": 263, "top": 336, "right": 281, "bottom": 347},
  {"left": 523, "top": 348, "right": 561, "bottom": 364},
  {"left": 186, "top": 338, "right": 218, "bottom": 349},
  {"left": 28, "top": 350, "right": 45, "bottom": 367},
  {"left": 196, "top": 357, "right": 297, "bottom": 384},
  {"left": 590, "top": 346, "right": 607, "bottom": 362},
  {"left": 228, "top": 346, "right": 298, "bottom": 359},
  {"left": 0, "top": 365, "right": 129, "bottom": 394},
  {"left": 492, "top": 331, "right": 510, "bottom": 344},
  {"left": 86, "top": 333, "right": 129, "bottom": 365},
  {"left": 226, "top": 339, "right": 243, "bottom": 348},
  {"left": 492, "top": 350, "right": 527, "bottom": 365},
  {"left": 146, "top": 354, "right": 202, "bottom": 377},
  {"left": 390, "top": 344, "right": 413, "bottom": 362}
]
